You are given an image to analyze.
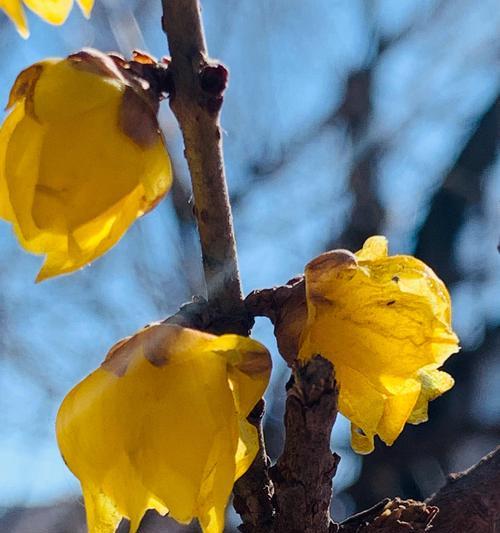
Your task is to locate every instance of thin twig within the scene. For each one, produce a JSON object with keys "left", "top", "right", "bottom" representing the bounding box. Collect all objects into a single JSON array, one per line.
[{"left": 160, "top": 0, "right": 243, "bottom": 323}]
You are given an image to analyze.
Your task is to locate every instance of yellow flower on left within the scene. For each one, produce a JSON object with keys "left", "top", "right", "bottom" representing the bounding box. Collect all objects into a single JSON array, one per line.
[
  {"left": 0, "top": 0, "right": 94, "bottom": 38},
  {"left": 56, "top": 323, "right": 272, "bottom": 533},
  {"left": 0, "top": 49, "right": 172, "bottom": 281}
]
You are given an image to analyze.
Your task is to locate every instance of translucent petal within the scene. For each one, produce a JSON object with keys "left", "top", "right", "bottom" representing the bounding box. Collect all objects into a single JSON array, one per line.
[
  {"left": 299, "top": 237, "right": 460, "bottom": 453},
  {"left": 76, "top": 0, "right": 93, "bottom": 17},
  {"left": 23, "top": 0, "right": 73, "bottom": 25},
  {"left": 32, "top": 59, "right": 123, "bottom": 122},
  {"left": 34, "top": 103, "right": 142, "bottom": 231},
  {"left": 408, "top": 367, "right": 454, "bottom": 424},
  {"left": 0, "top": 56, "right": 172, "bottom": 280},
  {"left": 0, "top": 0, "right": 28, "bottom": 37},
  {"left": 57, "top": 324, "right": 271, "bottom": 533},
  {"left": 0, "top": 103, "right": 23, "bottom": 221},
  {"left": 355, "top": 235, "right": 388, "bottom": 260}
]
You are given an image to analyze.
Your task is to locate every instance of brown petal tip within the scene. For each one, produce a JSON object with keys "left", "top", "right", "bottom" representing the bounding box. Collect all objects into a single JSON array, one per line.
[
  {"left": 236, "top": 349, "right": 272, "bottom": 376},
  {"left": 306, "top": 249, "right": 357, "bottom": 274},
  {"left": 101, "top": 323, "right": 175, "bottom": 376},
  {"left": 119, "top": 85, "right": 160, "bottom": 148},
  {"left": 131, "top": 50, "right": 157, "bottom": 65},
  {"left": 68, "top": 48, "right": 125, "bottom": 82},
  {"left": 7, "top": 64, "right": 43, "bottom": 111},
  {"left": 101, "top": 336, "right": 135, "bottom": 377}
]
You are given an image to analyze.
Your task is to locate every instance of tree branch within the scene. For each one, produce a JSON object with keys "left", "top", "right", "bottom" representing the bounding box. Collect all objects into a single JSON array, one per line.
[
  {"left": 426, "top": 446, "right": 500, "bottom": 532},
  {"left": 161, "top": 0, "right": 244, "bottom": 325},
  {"left": 336, "top": 447, "right": 500, "bottom": 532},
  {"left": 338, "top": 498, "right": 438, "bottom": 532},
  {"left": 271, "top": 356, "right": 340, "bottom": 533}
]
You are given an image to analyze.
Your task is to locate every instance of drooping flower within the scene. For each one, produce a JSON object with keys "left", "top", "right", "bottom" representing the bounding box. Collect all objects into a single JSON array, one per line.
[
  {"left": 56, "top": 323, "right": 272, "bottom": 533},
  {"left": 0, "top": 0, "right": 94, "bottom": 38},
  {"left": 298, "top": 236, "right": 459, "bottom": 454},
  {"left": 0, "top": 49, "right": 172, "bottom": 281}
]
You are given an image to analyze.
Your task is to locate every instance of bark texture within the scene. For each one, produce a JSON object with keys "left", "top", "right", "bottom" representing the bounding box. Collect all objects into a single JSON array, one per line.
[
  {"left": 232, "top": 399, "right": 275, "bottom": 533},
  {"left": 271, "top": 356, "right": 340, "bottom": 533},
  {"left": 426, "top": 446, "right": 500, "bottom": 532},
  {"left": 338, "top": 498, "right": 438, "bottom": 532}
]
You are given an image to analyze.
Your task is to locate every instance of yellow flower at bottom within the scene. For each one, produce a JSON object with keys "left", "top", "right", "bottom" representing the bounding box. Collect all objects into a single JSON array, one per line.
[
  {"left": 0, "top": 0, "right": 94, "bottom": 38},
  {"left": 0, "top": 50, "right": 171, "bottom": 280},
  {"left": 56, "top": 323, "right": 272, "bottom": 533},
  {"left": 299, "top": 236, "right": 459, "bottom": 454}
]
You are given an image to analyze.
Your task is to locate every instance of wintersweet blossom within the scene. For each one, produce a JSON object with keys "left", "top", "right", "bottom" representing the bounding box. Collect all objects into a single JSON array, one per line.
[
  {"left": 56, "top": 323, "right": 272, "bottom": 533},
  {"left": 0, "top": 49, "right": 171, "bottom": 280},
  {"left": 299, "top": 236, "right": 459, "bottom": 453}
]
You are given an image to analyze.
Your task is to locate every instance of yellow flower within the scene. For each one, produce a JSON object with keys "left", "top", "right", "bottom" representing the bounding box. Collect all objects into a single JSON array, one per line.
[
  {"left": 0, "top": 49, "right": 171, "bottom": 281},
  {"left": 299, "top": 236, "right": 459, "bottom": 454},
  {"left": 0, "top": 0, "right": 94, "bottom": 38},
  {"left": 56, "top": 323, "right": 272, "bottom": 533}
]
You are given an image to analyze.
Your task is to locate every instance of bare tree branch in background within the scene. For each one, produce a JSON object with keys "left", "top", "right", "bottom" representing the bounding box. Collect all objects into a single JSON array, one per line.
[
  {"left": 347, "top": 92, "right": 500, "bottom": 511},
  {"left": 415, "top": 94, "right": 500, "bottom": 282}
]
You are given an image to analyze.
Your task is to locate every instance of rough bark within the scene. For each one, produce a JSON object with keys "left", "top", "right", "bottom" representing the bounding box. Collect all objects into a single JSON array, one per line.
[
  {"left": 232, "top": 399, "right": 275, "bottom": 533},
  {"left": 338, "top": 498, "right": 438, "bottom": 532},
  {"left": 271, "top": 356, "right": 340, "bottom": 533},
  {"left": 245, "top": 277, "right": 306, "bottom": 365},
  {"left": 426, "top": 446, "right": 500, "bottom": 532},
  {"left": 335, "top": 447, "right": 500, "bottom": 533}
]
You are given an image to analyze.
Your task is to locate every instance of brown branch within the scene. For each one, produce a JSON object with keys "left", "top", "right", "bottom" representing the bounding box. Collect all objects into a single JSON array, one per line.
[
  {"left": 426, "top": 446, "right": 500, "bottom": 532},
  {"left": 336, "top": 447, "right": 500, "bottom": 532},
  {"left": 245, "top": 277, "right": 306, "bottom": 366},
  {"left": 160, "top": 0, "right": 244, "bottom": 324},
  {"left": 271, "top": 356, "right": 340, "bottom": 533},
  {"left": 160, "top": 2, "right": 274, "bottom": 530},
  {"left": 338, "top": 498, "right": 438, "bottom": 532},
  {"left": 415, "top": 94, "right": 500, "bottom": 283},
  {"left": 232, "top": 399, "right": 275, "bottom": 533}
]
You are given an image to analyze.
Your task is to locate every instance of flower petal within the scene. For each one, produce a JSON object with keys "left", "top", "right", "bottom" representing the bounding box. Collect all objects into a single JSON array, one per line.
[
  {"left": 408, "top": 367, "right": 454, "bottom": 424},
  {"left": 355, "top": 235, "right": 388, "bottom": 260},
  {"left": 76, "top": 0, "right": 93, "bottom": 17},
  {"left": 0, "top": 53, "right": 172, "bottom": 280},
  {"left": 2, "top": 104, "right": 66, "bottom": 253},
  {"left": 32, "top": 58, "right": 124, "bottom": 122},
  {"left": 0, "top": 103, "right": 23, "bottom": 221},
  {"left": 23, "top": 0, "right": 73, "bottom": 25},
  {"left": 0, "top": 0, "right": 29, "bottom": 37},
  {"left": 299, "top": 237, "right": 459, "bottom": 452},
  {"left": 57, "top": 324, "right": 271, "bottom": 533}
]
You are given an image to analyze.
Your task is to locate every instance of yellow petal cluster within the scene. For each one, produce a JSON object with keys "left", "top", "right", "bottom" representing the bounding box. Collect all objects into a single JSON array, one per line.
[
  {"left": 56, "top": 323, "right": 272, "bottom": 533},
  {"left": 0, "top": 50, "right": 172, "bottom": 281},
  {"left": 299, "top": 236, "right": 459, "bottom": 454},
  {"left": 0, "top": 0, "right": 94, "bottom": 38}
]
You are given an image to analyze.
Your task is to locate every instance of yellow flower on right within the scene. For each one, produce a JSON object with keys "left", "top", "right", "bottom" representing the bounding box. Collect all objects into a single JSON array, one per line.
[{"left": 299, "top": 236, "right": 459, "bottom": 454}]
